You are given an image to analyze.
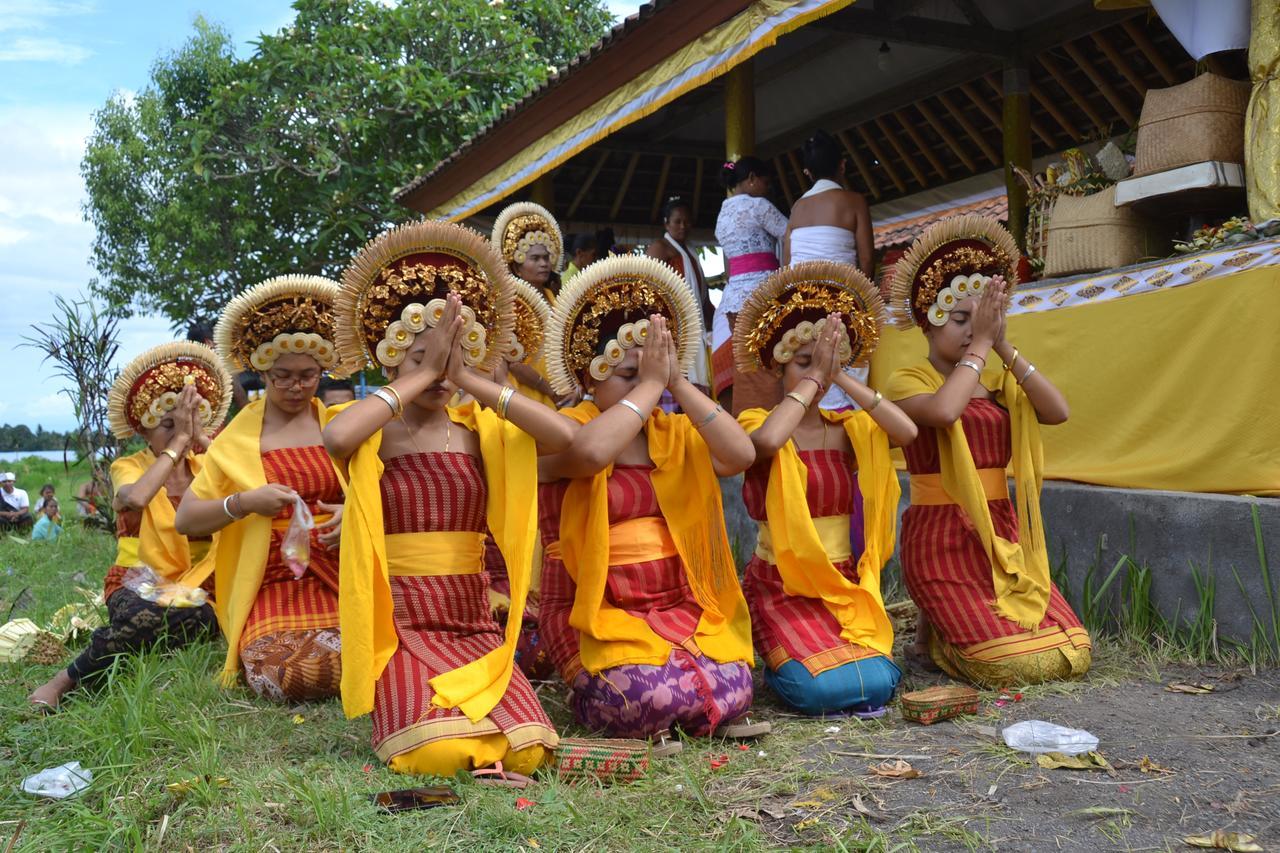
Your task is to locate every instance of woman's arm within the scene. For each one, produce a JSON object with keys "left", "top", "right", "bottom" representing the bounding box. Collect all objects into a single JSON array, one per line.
[
  {"left": 852, "top": 193, "right": 875, "bottom": 280},
  {"left": 665, "top": 328, "right": 755, "bottom": 476},
  {"left": 831, "top": 372, "right": 918, "bottom": 446},
  {"left": 175, "top": 483, "right": 299, "bottom": 537},
  {"left": 449, "top": 346, "right": 579, "bottom": 454},
  {"left": 756, "top": 197, "right": 790, "bottom": 241},
  {"left": 747, "top": 317, "right": 842, "bottom": 458},
  {"left": 991, "top": 339, "right": 1069, "bottom": 425},
  {"left": 115, "top": 386, "right": 202, "bottom": 512}
]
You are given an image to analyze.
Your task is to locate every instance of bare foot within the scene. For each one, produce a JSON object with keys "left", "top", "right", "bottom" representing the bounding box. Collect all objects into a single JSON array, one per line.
[{"left": 28, "top": 670, "right": 75, "bottom": 712}]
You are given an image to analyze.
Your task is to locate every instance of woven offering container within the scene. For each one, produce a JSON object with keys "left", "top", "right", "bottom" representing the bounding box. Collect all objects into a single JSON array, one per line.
[
  {"left": 555, "top": 738, "right": 650, "bottom": 785},
  {"left": 901, "top": 685, "right": 980, "bottom": 725},
  {"left": 1044, "top": 186, "right": 1163, "bottom": 276},
  {"left": 1133, "top": 73, "right": 1249, "bottom": 177},
  {"left": 25, "top": 631, "right": 68, "bottom": 666}
]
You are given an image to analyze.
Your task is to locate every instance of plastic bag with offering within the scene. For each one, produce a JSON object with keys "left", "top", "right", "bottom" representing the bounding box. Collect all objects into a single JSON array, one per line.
[
  {"left": 122, "top": 565, "right": 208, "bottom": 608},
  {"left": 281, "top": 495, "right": 313, "bottom": 579}
]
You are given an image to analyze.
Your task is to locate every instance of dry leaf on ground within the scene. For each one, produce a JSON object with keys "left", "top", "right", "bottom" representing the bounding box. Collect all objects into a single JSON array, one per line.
[
  {"left": 1167, "top": 682, "right": 1216, "bottom": 694},
  {"left": 1182, "top": 831, "right": 1263, "bottom": 851},
  {"left": 869, "top": 759, "right": 922, "bottom": 779},
  {"left": 1035, "top": 751, "right": 1116, "bottom": 775}
]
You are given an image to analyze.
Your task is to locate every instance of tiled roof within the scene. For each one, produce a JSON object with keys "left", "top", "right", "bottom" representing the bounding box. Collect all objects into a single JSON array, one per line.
[{"left": 873, "top": 193, "right": 1009, "bottom": 250}]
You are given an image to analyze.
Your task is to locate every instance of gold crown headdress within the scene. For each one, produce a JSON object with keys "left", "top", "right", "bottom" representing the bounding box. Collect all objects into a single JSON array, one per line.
[
  {"left": 545, "top": 255, "right": 700, "bottom": 396},
  {"left": 734, "top": 261, "right": 885, "bottom": 373},
  {"left": 491, "top": 201, "right": 563, "bottom": 272},
  {"left": 215, "top": 275, "right": 343, "bottom": 373},
  {"left": 337, "top": 220, "right": 515, "bottom": 372},
  {"left": 508, "top": 278, "right": 551, "bottom": 363},
  {"left": 107, "top": 341, "right": 233, "bottom": 439},
  {"left": 890, "top": 214, "right": 1018, "bottom": 329}
]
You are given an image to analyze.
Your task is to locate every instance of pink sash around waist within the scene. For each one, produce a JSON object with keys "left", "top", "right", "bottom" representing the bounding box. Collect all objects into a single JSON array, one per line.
[{"left": 727, "top": 252, "right": 780, "bottom": 278}]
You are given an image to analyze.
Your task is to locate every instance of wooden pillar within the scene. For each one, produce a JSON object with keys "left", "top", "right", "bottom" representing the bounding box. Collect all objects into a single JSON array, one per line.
[
  {"left": 530, "top": 172, "right": 555, "bottom": 210},
  {"left": 724, "top": 60, "right": 755, "bottom": 162},
  {"left": 1002, "top": 61, "right": 1033, "bottom": 253}
]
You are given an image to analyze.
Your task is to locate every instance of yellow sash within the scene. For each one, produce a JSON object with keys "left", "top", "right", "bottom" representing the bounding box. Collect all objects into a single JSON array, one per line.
[
  {"left": 738, "top": 408, "right": 898, "bottom": 657},
  {"left": 189, "top": 397, "right": 341, "bottom": 686},
  {"left": 511, "top": 354, "right": 556, "bottom": 409},
  {"left": 110, "top": 449, "right": 216, "bottom": 587},
  {"left": 555, "top": 402, "right": 753, "bottom": 674},
  {"left": 337, "top": 401, "right": 538, "bottom": 722},
  {"left": 910, "top": 469, "right": 1008, "bottom": 505},
  {"left": 886, "top": 360, "right": 1050, "bottom": 630},
  {"left": 755, "top": 515, "right": 851, "bottom": 563},
  {"left": 385, "top": 531, "right": 487, "bottom": 575}
]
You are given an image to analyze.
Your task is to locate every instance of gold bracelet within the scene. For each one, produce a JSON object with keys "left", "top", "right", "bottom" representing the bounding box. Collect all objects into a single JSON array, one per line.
[
  {"left": 1002, "top": 347, "right": 1020, "bottom": 372},
  {"left": 161, "top": 448, "right": 181, "bottom": 464},
  {"left": 496, "top": 386, "right": 515, "bottom": 420},
  {"left": 785, "top": 391, "right": 812, "bottom": 409},
  {"left": 383, "top": 384, "right": 404, "bottom": 413},
  {"left": 865, "top": 390, "right": 882, "bottom": 412}
]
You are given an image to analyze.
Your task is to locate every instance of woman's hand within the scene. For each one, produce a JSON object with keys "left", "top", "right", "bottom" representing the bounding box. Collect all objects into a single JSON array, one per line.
[
  {"left": 418, "top": 293, "right": 466, "bottom": 381},
  {"left": 807, "top": 312, "right": 842, "bottom": 392},
  {"left": 168, "top": 384, "right": 200, "bottom": 454},
  {"left": 989, "top": 275, "right": 1009, "bottom": 346},
  {"left": 971, "top": 277, "right": 1006, "bottom": 347},
  {"left": 238, "top": 484, "right": 298, "bottom": 517},
  {"left": 315, "top": 501, "right": 344, "bottom": 551},
  {"left": 665, "top": 317, "right": 682, "bottom": 390},
  {"left": 638, "top": 314, "right": 672, "bottom": 388}
]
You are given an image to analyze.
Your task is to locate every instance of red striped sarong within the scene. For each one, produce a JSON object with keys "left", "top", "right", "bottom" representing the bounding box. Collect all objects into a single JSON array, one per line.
[
  {"left": 742, "top": 449, "right": 884, "bottom": 675},
  {"left": 371, "top": 452, "right": 555, "bottom": 764}
]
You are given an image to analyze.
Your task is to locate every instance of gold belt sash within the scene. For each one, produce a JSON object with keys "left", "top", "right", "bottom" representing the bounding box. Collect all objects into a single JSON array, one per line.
[
  {"left": 385, "top": 531, "right": 487, "bottom": 577},
  {"left": 755, "top": 514, "right": 852, "bottom": 564},
  {"left": 544, "top": 516, "right": 679, "bottom": 567},
  {"left": 114, "top": 536, "right": 141, "bottom": 567},
  {"left": 910, "top": 469, "right": 1009, "bottom": 506}
]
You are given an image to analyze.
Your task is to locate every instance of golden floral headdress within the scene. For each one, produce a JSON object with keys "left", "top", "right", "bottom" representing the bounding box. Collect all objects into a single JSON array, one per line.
[
  {"left": 734, "top": 261, "right": 885, "bottom": 373},
  {"left": 491, "top": 201, "right": 563, "bottom": 272},
  {"left": 107, "top": 341, "right": 233, "bottom": 439},
  {"left": 508, "top": 278, "right": 551, "bottom": 363},
  {"left": 215, "top": 275, "right": 343, "bottom": 373},
  {"left": 546, "top": 255, "right": 700, "bottom": 396},
  {"left": 890, "top": 214, "right": 1018, "bottom": 329},
  {"left": 337, "top": 220, "right": 515, "bottom": 372}
]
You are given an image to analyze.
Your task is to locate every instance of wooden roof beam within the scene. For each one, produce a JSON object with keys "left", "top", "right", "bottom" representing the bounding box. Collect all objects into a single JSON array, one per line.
[
  {"left": 914, "top": 98, "right": 977, "bottom": 172},
  {"left": 816, "top": 8, "right": 1014, "bottom": 57},
  {"left": 835, "top": 129, "right": 881, "bottom": 199},
  {"left": 649, "top": 154, "right": 673, "bottom": 223},
  {"left": 772, "top": 156, "right": 796, "bottom": 206},
  {"left": 1091, "top": 29, "right": 1148, "bottom": 98},
  {"left": 1121, "top": 18, "right": 1178, "bottom": 85},
  {"left": 610, "top": 153, "right": 641, "bottom": 220},
  {"left": 873, "top": 115, "right": 928, "bottom": 188},
  {"left": 979, "top": 75, "right": 1057, "bottom": 148},
  {"left": 950, "top": 0, "right": 992, "bottom": 28},
  {"left": 891, "top": 109, "right": 949, "bottom": 181},
  {"left": 1038, "top": 52, "right": 1109, "bottom": 131},
  {"left": 1062, "top": 40, "right": 1137, "bottom": 126},
  {"left": 935, "top": 90, "right": 1000, "bottom": 165},
  {"left": 854, "top": 125, "right": 907, "bottom": 194},
  {"left": 568, "top": 149, "right": 610, "bottom": 219},
  {"left": 785, "top": 149, "right": 808, "bottom": 191}
]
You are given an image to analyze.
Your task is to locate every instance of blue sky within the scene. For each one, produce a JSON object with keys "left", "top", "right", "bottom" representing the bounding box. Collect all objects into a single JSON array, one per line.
[{"left": 0, "top": 0, "right": 639, "bottom": 432}]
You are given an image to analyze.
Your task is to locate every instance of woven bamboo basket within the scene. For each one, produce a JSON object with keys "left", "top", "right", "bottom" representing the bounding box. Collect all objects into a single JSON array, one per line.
[
  {"left": 900, "top": 685, "right": 980, "bottom": 725},
  {"left": 1044, "top": 186, "right": 1163, "bottom": 277},
  {"left": 555, "top": 737, "right": 650, "bottom": 785},
  {"left": 1133, "top": 73, "right": 1249, "bottom": 177}
]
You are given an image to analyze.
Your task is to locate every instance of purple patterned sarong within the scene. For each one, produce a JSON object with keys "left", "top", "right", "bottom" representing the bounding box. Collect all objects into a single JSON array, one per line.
[{"left": 570, "top": 649, "right": 753, "bottom": 738}]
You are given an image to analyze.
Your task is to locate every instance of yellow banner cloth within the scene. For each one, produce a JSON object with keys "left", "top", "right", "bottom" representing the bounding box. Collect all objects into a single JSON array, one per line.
[
  {"left": 870, "top": 265, "right": 1280, "bottom": 494},
  {"left": 738, "top": 408, "right": 899, "bottom": 657},
  {"left": 555, "top": 402, "right": 753, "bottom": 674},
  {"left": 337, "top": 401, "right": 538, "bottom": 723},
  {"left": 885, "top": 363, "right": 1050, "bottom": 631},
  {"left": 1247, "top": 0, "right": 1280, "bottom": 222},
  {"left": 111, "top": 448, "right": 215, "bottom": 587},
  {"left": 189, "top": 397, "right": 341, "bottom": 686}
]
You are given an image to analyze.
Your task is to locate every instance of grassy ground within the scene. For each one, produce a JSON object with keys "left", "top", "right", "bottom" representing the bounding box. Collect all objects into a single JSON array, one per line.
[{"left": 2, "top": 511, "right": 1277, "bottom": 850}]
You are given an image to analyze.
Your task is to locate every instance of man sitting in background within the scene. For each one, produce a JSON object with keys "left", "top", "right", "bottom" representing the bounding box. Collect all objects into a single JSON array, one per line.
[
  {"left": 0, "top": 473, "right": 32, "bottom": 530},
  {"left": 318, "top": 376, "right": 356, "bottom": 407}
]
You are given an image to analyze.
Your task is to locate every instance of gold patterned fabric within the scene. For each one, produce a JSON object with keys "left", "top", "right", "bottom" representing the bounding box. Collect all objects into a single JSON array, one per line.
[{"left": 1247, "top": 0, "right": 1280, "bottom": 223}]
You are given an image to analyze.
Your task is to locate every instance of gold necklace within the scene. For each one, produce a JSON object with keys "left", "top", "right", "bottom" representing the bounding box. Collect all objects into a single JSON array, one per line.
[{"left": 405, "top": 412, "right": 450, "bottom": 455}]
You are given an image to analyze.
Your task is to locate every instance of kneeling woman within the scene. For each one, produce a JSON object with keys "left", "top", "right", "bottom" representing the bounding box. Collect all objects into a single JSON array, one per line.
[
  {"left": 29, "top": 342, "right": 231, "bottom": 710},
  {"left": 538, "top": 256, "right": 760, "bottom": 749},
  {"left": 176, "top": 276, "right": 347, "bottom": 701},
  {"left": 734, "top": 263, "right": 917, "bottom": 716},
  {"left": 886, "top": 215, "right": 1090, "bottom": 688},
  {"left": 325, "top": 221, "right": 574, "bottom": 776}
]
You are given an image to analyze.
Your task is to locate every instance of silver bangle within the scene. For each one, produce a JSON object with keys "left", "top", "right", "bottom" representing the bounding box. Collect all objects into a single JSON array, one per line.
[
  {"left": 222, "top": 494, "right": 239, "bottom": 521},
  {"left": 372, "top": 387, "right": 400, "bottom": 416},
  {"left": 1019, "top": 362, "right": 1037, "bottom": 384},
  {"left": 957, "top": 359, "right": 984, "bottom": 376},
  {"left": 618, "top": 398, "right": 646, "bottom": 421},
  {"left": 695, "top": 404, "right": 723, "bottom": 430}
]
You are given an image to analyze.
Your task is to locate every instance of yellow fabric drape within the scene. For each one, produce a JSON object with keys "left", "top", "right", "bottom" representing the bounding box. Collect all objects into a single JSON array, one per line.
[
  {"left": 110, "top": 449, "right": 215, "bottom": 587},
  {"left": 554, "top": 402, "right": 753, "bottom": 674},
  {"left": 512, "top": 355, "right": 556, "bottom": 410},
  {"left": 1247, "top": 0, "right": 1280, "bottom": 223},
  {"left": 385, "top": 532, "right": 487, "bottom": 575},
  {"left": 189, "top": 397, "right": 340, "bottom": 686},
  {"left": 870, "top": 265, "right": 1280, "bottom": 495},
  {"left": 738, "top": 408, "right": 899, "bottom": 656},
  {"left": 756, "top": 515, "right": 851, "bottom": 562},
  {"left": 885, "top": 363, "right": 1050, "bottom": 630},
  {"left": 338, "top": 401, "right": 538, "bottom": 722}
]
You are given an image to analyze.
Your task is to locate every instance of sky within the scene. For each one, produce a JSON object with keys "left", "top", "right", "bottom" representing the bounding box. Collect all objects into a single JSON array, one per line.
[{"left": 0, "top": 0, "right": 641, "bottom": 433}]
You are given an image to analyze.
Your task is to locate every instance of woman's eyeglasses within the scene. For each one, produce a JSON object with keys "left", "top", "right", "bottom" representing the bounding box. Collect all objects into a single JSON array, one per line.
[{"left": 267, "top": 370, "right": 321, "bottom": 389}]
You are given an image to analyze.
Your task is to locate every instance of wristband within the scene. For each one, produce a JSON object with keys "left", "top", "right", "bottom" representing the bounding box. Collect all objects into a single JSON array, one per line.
[
  {"left": 695, "top": 404, "right": 723, "bottom": 430},
  {"left": 865, "top": 390, "right": 883, "bottom": 412},
  {"left": 618, "top": 399, "right": 646, "bottom": 421},
  {"left": 161, "top": 448, "right": 181, "bottom": 465},
  {"left": 222, "top": 494, "right": 240, "bottom": 521}
]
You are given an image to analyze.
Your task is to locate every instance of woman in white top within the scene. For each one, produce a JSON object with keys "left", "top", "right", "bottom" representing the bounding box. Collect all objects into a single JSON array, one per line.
[{"left": 714, "top": 156, "right": 789, "bottom": 414}]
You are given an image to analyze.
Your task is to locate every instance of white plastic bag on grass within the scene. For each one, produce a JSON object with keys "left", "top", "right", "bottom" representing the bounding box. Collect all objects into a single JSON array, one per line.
[
  {"left": 21, "top": 761, "right": 92, "bottom": 798},
  {"left": 1002, "top": 720, "right": 1098, "bottom": 755}
]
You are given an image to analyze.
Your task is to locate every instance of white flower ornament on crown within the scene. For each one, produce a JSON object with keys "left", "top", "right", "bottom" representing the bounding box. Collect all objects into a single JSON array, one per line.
[
  {"left": 249, "top": 332, "right": 337, "bottom": 371},
  {"left": 374, "top": 299, "right": 487, "bottom": 368},
  {"left": 587, "top": 318, "right": 652, "bottom": 382},
  {"left": 926, "top": 273, "right": 991, "bottom": 327},
  {"left": 137, "top": 375, "right": 214, "bottom": 430},
  {"left": 771, "top": 317, "right": 854, "bottom": 366}
]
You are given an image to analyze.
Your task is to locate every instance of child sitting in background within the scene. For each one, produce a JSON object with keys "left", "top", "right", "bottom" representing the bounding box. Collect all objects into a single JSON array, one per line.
[
  {"left": 33, "top": 483, "right": 57, "bottom": 515},
  {"left": 32, "top": 498, "right": 61, "bottom": 541}
]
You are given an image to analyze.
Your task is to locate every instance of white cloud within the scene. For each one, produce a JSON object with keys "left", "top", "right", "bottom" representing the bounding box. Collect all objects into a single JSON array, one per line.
[
  {"left": 0, "top": 35, "right": 91, "bottom": 63},
  {"left": 22, "top": 392, "right": 74, "bottom": 421},
  {"left": 0, "top": 1, "right": 95, "bottom": 32},
  {"left": 0, "top": 225, "right": 29, "bottom": 247}
]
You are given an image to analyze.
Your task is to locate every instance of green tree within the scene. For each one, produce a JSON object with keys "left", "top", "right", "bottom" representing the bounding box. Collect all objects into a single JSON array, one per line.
[{"left": 83, "top": 0, "right": 613, "bottom": 327}]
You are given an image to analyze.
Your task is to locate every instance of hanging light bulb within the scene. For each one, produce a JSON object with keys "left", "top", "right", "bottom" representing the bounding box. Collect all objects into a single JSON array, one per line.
[{"left": 877, "top": 41, "right": 892, "bottom": 72}]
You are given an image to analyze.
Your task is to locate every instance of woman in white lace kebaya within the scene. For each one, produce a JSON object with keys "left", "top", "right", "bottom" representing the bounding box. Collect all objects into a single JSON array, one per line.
[{"left": 713, "top": 156, "right": 789, "bottom": 413}]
